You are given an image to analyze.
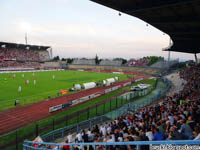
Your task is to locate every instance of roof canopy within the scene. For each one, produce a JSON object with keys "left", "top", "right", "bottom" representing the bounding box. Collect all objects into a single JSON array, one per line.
[
  {"left": 90, "top": 0, "right": 200, "bottom": 54},
  {"left": 0, "top": 41, "right": 50, "bottom": 51}
]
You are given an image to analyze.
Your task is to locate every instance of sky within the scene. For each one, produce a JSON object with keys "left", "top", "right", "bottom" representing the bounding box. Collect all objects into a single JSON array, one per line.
[{"left": 0, "top": 0, "right": 198, "bottom": 60}]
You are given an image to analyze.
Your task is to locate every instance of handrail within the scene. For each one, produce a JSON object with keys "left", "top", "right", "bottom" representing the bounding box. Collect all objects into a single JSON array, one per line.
[
  {"left": 23, "top": 140, "right": 200, "bottom": 150},
  {"left": 24, "top": 140, "right": 200, "bottom": 146}
]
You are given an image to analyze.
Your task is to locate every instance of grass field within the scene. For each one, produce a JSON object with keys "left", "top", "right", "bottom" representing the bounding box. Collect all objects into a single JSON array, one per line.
[{"left": 0, "top": 70, "right": 128, "bottom": 110}]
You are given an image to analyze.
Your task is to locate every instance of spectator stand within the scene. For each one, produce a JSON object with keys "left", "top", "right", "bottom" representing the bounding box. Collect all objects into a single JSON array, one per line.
[
  {"left": 99, "top": 60, "right": 122, "bottom": 66},
  {"left": 72, "top": 59, "right": 96, "bottom": 65}
]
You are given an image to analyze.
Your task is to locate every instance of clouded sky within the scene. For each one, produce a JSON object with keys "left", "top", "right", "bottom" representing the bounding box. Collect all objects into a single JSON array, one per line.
[{"left": 0, "top": 0, "right": 197, "bottom": 60}]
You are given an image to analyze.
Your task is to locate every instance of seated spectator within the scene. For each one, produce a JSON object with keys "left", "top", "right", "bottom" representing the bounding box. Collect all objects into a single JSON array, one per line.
[
  {"left": 62, "top": 139, "right": 70, "bottom": 150},
  {"left": 139, "top": 132, "right": 149, "bottom": 150},
  {"left": 152, "top": 128, "right": 163, "bottom": 141},
  {"left": 193, "top": 127, "right": 200, "bottom": 140},
  {"left": 167, "top": 126, "right": 185, "bottom": 140},
  {"left": 145, "top": 128, "right": 153, "bottom": 141},
  {"left": 179, "top": 119, "right": 193, "bottom": 139},
  {"left": 188, "top": 116, "right": 196, "bottom": 131}
]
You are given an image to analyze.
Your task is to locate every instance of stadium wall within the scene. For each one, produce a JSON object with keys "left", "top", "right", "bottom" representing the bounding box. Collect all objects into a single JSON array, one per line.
[{"left": 68, "top": 64, "right": 159, "bottom": 75}]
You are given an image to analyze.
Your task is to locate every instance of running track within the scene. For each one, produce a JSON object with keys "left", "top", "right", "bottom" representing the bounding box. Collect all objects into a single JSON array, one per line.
[{"left": 0, "top": 72, "right": 149, "bottom": 135}]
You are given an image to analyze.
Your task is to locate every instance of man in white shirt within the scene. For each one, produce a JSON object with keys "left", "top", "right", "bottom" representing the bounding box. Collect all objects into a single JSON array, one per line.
[
  {"left": 100, "top": 126, "right": 106, "bottom": 136},
  {"left": 146, "top": 128, "right": 153, "bottom": 141},
  {"left": 67, "top": 133, "right": 73, "bottom": 143},
  {"left": 168, "top": 114, "right": 174, "bottom": 125},
  {"left": 76, "top": 132, "right": 82, "bottom": 142},
  {"left": 87, "top": 129, "right": 91, "bottom": 137},
  {"left": 107, "top": 125, "right": 112, "bottom": 135},
  {"left": 107, "top": 135, "right": 114, "bottom": 142}
]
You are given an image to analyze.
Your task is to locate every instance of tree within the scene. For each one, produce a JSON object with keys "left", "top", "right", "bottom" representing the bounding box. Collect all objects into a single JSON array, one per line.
[
  {"left": 171, "top": 62, "right": 186, "bottom": 69},
  {"left": 113, "top": 58, "right": 127, "bottom": 65},
  {"left": 143, "top": 56, "right": 164, "bottom": 66},
  {"left": 61, "top": 58, "right": 67, "bottom": 61},
  {"left": 53, "top": 56, "right": 60, "bottom": 61},
  {"left": 95, "top": 54, "right": 100, "bottom": 65},
  {"left": 67, "top": 58, "right": 74, "bottom": 64}
]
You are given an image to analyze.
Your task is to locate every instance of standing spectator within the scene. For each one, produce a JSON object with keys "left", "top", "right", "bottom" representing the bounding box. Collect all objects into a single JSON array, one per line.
[{"left": 67, "top": 133, "right": 72, "bottom": 143}]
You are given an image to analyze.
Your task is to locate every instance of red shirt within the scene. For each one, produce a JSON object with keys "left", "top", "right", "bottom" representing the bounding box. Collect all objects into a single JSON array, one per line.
[{"left": 63, "top": 145, "right": 70, "bottom": 150}]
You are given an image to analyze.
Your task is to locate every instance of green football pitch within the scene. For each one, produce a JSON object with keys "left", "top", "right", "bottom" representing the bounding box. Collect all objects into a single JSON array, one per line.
[{"left": 0, "top": 70, "right": 128, "bottom": 110}]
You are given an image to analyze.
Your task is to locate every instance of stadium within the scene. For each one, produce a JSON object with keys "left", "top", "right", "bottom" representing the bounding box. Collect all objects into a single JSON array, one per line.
[{"left": 0, "top": 0, "right": 200, "bottom": 150}]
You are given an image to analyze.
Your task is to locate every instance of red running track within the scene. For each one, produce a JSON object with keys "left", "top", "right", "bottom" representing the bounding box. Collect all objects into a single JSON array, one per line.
[{"left": 0, "top": 72, "right": 149, "bottom": 135}]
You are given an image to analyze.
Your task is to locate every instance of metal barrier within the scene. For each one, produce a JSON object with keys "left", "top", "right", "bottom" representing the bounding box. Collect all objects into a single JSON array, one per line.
[
  {"left": 42, "top": 115, "right": 110, "bottom": 142},
  {"left": 23, "top": 140, "right": 200, "bottom": 150},
  {"left": 23, "top": 78, "right": 172, "bottom": 149}
]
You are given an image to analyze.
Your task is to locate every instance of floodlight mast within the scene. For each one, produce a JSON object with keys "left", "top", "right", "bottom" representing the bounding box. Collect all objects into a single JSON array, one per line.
[
  {"left": 25, "top": 32, "right": 28, "bottom": 45},
  {"left": 168, "top": 37, "right": 172, "bottom": 70},
  {"left": 168, "top": 38, "right": 171, "bottom": 62}
]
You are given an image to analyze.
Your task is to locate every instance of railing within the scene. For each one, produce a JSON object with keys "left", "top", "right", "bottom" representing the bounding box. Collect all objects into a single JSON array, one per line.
[
  {"left": 42, "top": 115, "right": 110, "bottom": 142},
  {"left": 23, "top": 140, "right": 200, "bottom": 150}
]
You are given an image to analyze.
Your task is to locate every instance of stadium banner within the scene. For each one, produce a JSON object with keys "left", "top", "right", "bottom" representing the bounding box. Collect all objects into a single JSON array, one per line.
[
  {"left": 105, "top": 88, "right": 112, "bottom": 94},
  {"left": 123, "top": 82, "right": 131, "bottom": 87},
  {"left": 49, "top": 104, "right": 63, "bottom": 113},
  {"left": 112, "top": 72, "right": 124, "bottom": 74},
  {"left": 111, "top": 85, "right": 121, "bottom": 91},
  {"left": 71, "top": 92, "right": 102, "bottom": 106},
  {"left": 78, "top": 96, "right": 90, "bottom": 103},
  {"left": 72, "top": 99, "right": 78, "bottom": 105},
  {"left": 105, "top": 85, "right": 121, "bottom": 94},
  {"left": 93, "top": 93, "right": 101, "bottom": 98},
  {"left": 135, "top": 78, "right": 143, "bottom": 82},
  {"left": 62, "top": 102, "right": 72, "bottom": 109},
  {"left": 0, "top": 69, "right": 64, "bottom": 74}
]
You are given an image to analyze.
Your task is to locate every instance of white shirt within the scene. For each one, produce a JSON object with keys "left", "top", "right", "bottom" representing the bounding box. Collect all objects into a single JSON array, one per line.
[
  {"left": 168, "top": 115, "right": 174, "bottom": 125},
  {"left": 107, "top": 138, "right": 114, "bottom": 143},
  {"left": 107, "top": 126, "right": 112, "bottom": 134},
  {"left": 87, "top": 130, "right": 91, "bottom": 137},
  {"left": 76, "top": 133, "right": 82, "bottom": 142},
  {"left": 146, "top": 131, "right": 153, "bottom": 141},
  {"left": 67, "top": 134, "right": 72, "bottom": 143},
  {"left": 118, "top": 137, "right": 123, "bottom": 142},
  {"left": 194, "top": 133, "right": 200, "bottom": 140},
  {"left": 111, "top": 134, "right": 115, "bottom": 142},
  {"left": 100, "top": 126, "right": 106, "bottom": 136}
]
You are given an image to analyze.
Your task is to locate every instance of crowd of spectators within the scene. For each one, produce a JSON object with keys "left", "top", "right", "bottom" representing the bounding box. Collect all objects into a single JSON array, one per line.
[
  {"left": 126, "top": 59, "right": 150, "bottom": 67},
  {"left": 0, "top": 48, "right": 40, "bottom": 61},
  {"left": 0, "top": 47, "right": 51, "bottom": 68},
  {"left": 0, "top": 61, "right": 41, "bottom": 68},
  {"left": 63, "top": 64, "right": 200, "bottom": 150},
  {"left": 0, "top": 47, "right": 49, "bottom": 62}
]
